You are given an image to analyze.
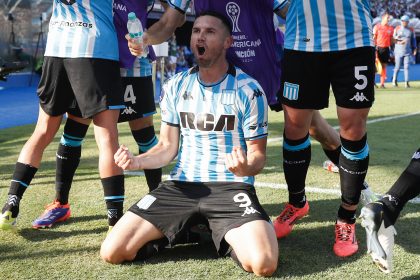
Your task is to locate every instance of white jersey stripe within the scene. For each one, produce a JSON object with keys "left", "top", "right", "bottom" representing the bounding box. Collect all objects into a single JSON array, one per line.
[
  {"left": 334, "top": 0, "right": 347, "bottom": 49},
  {"left": 317, "top": 1, "right": 330, "bottom": 52},
  {"left": 84, "top": 0, "right": 96, "bottom": 57}
]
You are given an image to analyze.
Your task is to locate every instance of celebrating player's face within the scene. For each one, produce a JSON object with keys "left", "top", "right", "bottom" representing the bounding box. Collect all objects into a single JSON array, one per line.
[{"left": 191, "top": 15, "right": 232, "bottom": 68}]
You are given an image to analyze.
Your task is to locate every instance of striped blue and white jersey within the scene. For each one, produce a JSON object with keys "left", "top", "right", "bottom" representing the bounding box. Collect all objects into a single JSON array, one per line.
[
  {"left": 160, "top": 65, "right": 268, "bottom": 185},
  {"left": 284, "top": 0, "right": 374, "bottom": 52},
  {"left": 45, "top": 0, "right": 118, "bottom": 60},
  {"left": 119, "top": 58, "right": 152, "bottom": 77}
]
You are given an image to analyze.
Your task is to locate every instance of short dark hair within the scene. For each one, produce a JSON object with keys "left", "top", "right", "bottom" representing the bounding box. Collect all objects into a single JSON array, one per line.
[{"left": 196, "top": 11, "right": 232, "bottom": 35}]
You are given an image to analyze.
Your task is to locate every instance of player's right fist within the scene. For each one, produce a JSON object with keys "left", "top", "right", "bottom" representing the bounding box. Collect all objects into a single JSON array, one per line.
[{"left": 114, "top": 145, "right": 138, "bottom": 170}]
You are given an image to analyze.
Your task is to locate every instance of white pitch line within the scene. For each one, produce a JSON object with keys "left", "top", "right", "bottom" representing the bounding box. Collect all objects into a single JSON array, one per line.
[
  {"left": 255, "top": 181, "right": 341, "bottom": 195},
  {"left": 134, "top": 174, "right": 420, "bottom": 204},
  {"left": 268, "top": 111, "right": 420, "bottom": 144},
  {"left": 254, "top": 181, "right": 420, "bottom": 204}
]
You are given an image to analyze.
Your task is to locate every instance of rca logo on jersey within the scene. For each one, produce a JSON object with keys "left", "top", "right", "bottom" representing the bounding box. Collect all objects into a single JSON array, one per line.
[
  {"left": 59, "top": 0, "right": 76, "bottom": 5},
  {"left": 180, "top": 112, "right": 235, "bottom": 131},
  {"left": 349, "top": 92, "right": 369, "bottom": 102}
]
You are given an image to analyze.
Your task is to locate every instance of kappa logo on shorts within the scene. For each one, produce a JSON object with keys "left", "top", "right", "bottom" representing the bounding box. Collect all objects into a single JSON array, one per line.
[
  {"left": 412, "top": 152, "right": 420, "bottom": 160},
  {"left": 233, "top": 193, "right": 261, "bottom": 217},
  {"left": 283, "top": 82, "right": 299, "bottom": 101},
  {"left": 349, "top": 92, "right": 369, "bottom": 102},
  {"left": 136, "top": 194, "right": 157, "bottom": 210},
  {"left": 121, "top": 106, "right": 137, "bottom": 115}
]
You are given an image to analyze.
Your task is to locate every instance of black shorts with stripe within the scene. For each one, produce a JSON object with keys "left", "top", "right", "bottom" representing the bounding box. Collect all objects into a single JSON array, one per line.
[
  {"left": 128, "top": 180, "right": 270, "bottom": 256},
  {"left": 118, "top": 76, "right": 157, "bottom": 123},
  {"left": 280, "top": 47, "right": 375, "bottom": 109},
  {"left": 38, "top": 57, "right": 124, "bottom": 118}
]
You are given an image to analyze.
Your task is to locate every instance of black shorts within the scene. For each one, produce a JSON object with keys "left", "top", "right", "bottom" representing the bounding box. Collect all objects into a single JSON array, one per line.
[
  {"left": 38, "top": 57, "right": 124, "bottom": 118},
  {"left": 377, "top": 47, "right": 390, "bottom": 63},
  {"left": 280, "top": 47, "right": 375, "bottom": 109},
  {"left": 128, "top": 180, "right": 270, "bottom": 256},
  {"left": 118, "top": 76, "right": 157, "bottom": 123}
]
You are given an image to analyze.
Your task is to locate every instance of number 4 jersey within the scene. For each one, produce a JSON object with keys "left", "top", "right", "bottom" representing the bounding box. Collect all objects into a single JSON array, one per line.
[{"left": 160, "top": 65, "right": 268, "bottom": 185}]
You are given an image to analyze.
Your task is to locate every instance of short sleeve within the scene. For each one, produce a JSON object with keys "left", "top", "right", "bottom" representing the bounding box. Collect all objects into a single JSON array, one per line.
[
  {"left": 240, "top": 82, "right": 268, "bottom": 140},
  {"left": 159, "top": 78, "right": 180, "bottom": 126}
]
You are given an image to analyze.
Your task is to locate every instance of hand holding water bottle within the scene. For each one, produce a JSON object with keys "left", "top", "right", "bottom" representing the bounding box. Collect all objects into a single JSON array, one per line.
[{"left": 126, "top": 12, "right": 148, "bottom": 58}]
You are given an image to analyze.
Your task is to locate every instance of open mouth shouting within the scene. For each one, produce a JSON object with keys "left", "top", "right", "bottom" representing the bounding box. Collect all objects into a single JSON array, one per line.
[{"left": 197, "top": 45, "right": 206, "bottom": 56}]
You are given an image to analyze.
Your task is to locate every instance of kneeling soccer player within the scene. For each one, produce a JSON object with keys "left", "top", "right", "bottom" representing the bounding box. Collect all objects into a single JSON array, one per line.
[{"left": 101, "top": 12, "right": 278, "bottom": 277}]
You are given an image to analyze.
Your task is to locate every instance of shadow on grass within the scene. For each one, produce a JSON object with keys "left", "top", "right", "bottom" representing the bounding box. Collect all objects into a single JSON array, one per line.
[
  {"left": 64, "top": 214, "right": 105, "bottom": 225},
  {"left": 18, "top": 214, "right": 105, "bottom": 242},
  {"left": 402, "top": 275, "right": 420, "bottom": 280},
  {"left": 0, "top": 246, "right": 98, "bottom": 261},
  {"left": 126, "top": 242, "right": 218, "bottom": 266}
]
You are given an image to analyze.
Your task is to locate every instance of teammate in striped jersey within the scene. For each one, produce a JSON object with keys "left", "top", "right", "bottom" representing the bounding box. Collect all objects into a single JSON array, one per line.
[
  {"left": 276, "top": 0, "right": 375, "bottom": 258},
  {"left": 30, "top": 0, "right": 164, "bottom": 230},
  {"left": 0, "top": 0, "right": 125, "bottom": 231},
  {"left": 101, "top": 12, "right": 278, "bottom": 276}
]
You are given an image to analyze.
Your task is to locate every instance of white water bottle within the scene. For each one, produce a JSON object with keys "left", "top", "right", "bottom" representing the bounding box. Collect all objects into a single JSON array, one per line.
[
  {"left": 127, "top": 12, "right": 148, "bottom": 58},
  {"left": 360, "top": 181, "right": 379, "bottom": 205}
]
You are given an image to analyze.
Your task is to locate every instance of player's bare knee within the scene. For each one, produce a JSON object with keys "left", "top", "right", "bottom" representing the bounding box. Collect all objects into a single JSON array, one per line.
[
  {"left": 100, "top": 242, "right": 129, "bottom": 264},
  {"left": 251, "top": 260, "right": 277, "bottom": 277},
  {"left": 245, "top": 253, "right": 277, "bottom": 276},
  {"left": 29, "top": 128, "right": 56, "bottom": 147}
]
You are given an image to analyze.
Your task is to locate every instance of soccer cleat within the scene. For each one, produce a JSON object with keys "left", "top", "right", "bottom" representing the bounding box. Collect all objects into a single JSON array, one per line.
[
  {"left": 0, "top": 210, "right": 17, "bottom": 231},
  {"left": 333, "top": 222, "right": 358, "bottom": 257},
  {"left": 322, "top": 160, "right": 339, "bottom": 173},
  {"left": 273, "top": 201, "right": 309, "bottom": 239},
  {"left": 32, "top": 200, "right": 71, "bottom": 229},
  {"left": 360, "top": 202, "right": 396, "bottom": 273},
  {"left": 134, "top": 238, "right": 168, "bottom": 261},
  {"left": 360, "top": 181, "right": 380, "bottom": 206}
]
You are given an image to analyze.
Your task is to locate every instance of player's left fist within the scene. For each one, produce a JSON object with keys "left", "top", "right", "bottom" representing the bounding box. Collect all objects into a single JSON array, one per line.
[
  {"left": 225, "top": 146, "right": 248, "bottom": 176},
  {"left": 114, "top": 145, "right": 139, "bottom": 170}
]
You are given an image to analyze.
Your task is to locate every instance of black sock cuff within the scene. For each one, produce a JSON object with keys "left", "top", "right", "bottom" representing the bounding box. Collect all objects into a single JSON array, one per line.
[
  {"left": 323, "top": 145, "right": 341, "bottom": 165},
  {"left": 283, "top": 132, "right": 310, "bottom": 147},
  {"left": 102, "top": 175, "right": 125, "bottom": 197},
  {"left": 340, "top": 134, "right": 367, "bottom": 152},
  {"left": 337, "top": 206, "right": 356, "bottom": 224},
  {"left": 12, "top": 162, "right": 38, "bottom": 185},
  {"left": 64, "top": 118, "right": 89, "bottom": 139},
  {"left": 131, "top": 126, "right": 156, "bottom": 144},
  {"left": 57, "top": 143, "right": 82, "bottom": 159}
]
